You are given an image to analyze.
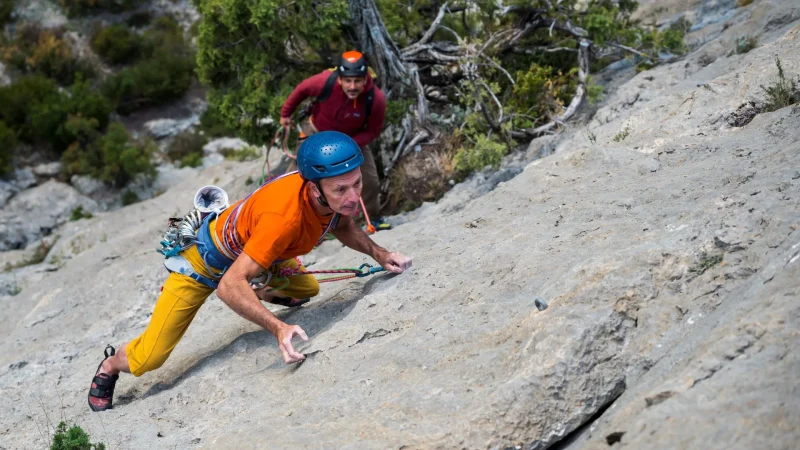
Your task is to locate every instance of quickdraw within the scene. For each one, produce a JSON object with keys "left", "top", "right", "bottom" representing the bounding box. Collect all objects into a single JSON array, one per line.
[{"left": 252, "top": 261, "right": 386, "bottom": 293}]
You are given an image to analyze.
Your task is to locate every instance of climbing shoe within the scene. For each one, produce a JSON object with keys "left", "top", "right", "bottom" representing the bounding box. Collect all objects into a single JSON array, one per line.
[{"left": 88, "top": 345, "right": 119, "bottom": 412}]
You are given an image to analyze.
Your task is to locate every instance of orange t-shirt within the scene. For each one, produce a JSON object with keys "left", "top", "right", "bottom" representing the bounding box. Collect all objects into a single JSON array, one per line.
[{"left": 214, "top": 173, "right": 333, "bottom": 269}]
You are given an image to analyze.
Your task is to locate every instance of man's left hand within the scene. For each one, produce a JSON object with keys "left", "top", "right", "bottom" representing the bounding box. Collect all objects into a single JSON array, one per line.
[{"left": 376, "top": 251, "right": 412, "bottom": 274}]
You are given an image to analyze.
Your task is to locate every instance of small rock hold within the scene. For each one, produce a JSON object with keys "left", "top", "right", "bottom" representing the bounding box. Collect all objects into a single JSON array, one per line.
[
  {"left": 638, "top": 158, "right": 661, "bottom": 175},
  {"left": 535, "top": 298, "right": 548, "bottom": 311},
  {"left": 157, "top": 432, "right": 164, "bottom": 437},
  {"left": 8, "top": 361, "right": 27, "bottom": 370}
]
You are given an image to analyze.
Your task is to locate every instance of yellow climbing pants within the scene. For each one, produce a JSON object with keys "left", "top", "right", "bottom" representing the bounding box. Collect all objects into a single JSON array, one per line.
[{"left": 126, "top": 223, "right": 319, "bottom": 376}]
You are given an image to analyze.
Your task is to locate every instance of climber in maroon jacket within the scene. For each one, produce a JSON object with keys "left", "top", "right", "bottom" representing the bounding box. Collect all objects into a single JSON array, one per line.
[{"left": 280, "top": 50, "right": 390, "bottom": 231}]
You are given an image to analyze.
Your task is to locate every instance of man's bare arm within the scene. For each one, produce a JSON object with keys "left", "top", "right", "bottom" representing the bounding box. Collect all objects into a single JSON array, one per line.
[
  {"left": 217, "top": 253, "right": 307, "bottom": 363},
  {"left": 332, "top": 215, "right": 412, "bottom": 273}
]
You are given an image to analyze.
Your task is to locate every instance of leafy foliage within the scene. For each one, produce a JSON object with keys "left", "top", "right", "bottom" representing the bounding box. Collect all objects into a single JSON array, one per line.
[
  {"left": 0, "top": 0, "right": 14, "bottom": 26},
  {"left": 0, "top": 121, "right": 16, "bottom": 176},
  {"left": 57, "top": 0, "right": 142, "bottom": 17},
  {"left": 166, "top": 131, "right": 208, "bottom": 167},
  {"left": 90, "top": 24, "right": 147, "bottom": 65},
  {"left": 1, "top": 24, "right": 95, "bottom": 85},
  {"left": 101, "top": 17, "right": 195, "bottom": 114},
  {"left": 761, "top": 57, "right": 800, "bottom": 112},
  {"left": 61, "top": 122, "right": 156, "bottom": 187},
  {"left": 0, "top": 75, "right": 112, "bottom": 152},
  {"left": 453, "top": 133, "right": 507, "bottom": 173},
  {"left": 70, "top": 205, "right": 93, "bottom": 221},
  {"left": 193, "top": 0, "right": 350, "bottom": 144},
  {"left": 51, "top": 421, "right": 105, "bottom": 450}
]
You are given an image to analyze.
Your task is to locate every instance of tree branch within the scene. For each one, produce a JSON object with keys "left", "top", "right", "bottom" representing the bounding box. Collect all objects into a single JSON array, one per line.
[
  {"left": 403, "top": 2, "right": 449, "bottom": 56},
  {"left": 515, "top": 39, "right": 591, "bottom": 138}
]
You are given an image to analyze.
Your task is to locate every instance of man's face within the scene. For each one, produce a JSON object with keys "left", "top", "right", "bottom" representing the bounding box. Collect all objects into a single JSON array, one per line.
[
  {"left": 318, "top": 168, "right": 363, "bottom": 215},
  {"left": 339, "top": 76, "right": 366, "bottom": 100}
]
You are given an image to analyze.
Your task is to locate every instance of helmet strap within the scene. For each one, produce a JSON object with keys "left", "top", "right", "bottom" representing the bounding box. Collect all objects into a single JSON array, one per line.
[{"left": 313, "top": 181, "right": 330, "bottom": 208}]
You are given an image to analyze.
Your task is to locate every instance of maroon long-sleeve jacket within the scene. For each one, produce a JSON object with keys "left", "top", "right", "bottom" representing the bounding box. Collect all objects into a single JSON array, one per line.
[{"left": 280, "top": 70, "right": 386, "bottom": 147}]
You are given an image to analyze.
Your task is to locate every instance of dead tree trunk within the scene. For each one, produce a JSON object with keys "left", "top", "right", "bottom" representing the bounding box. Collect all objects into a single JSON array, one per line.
[{"left": 347, "top": 0, "right": 408, "bottom": 92}]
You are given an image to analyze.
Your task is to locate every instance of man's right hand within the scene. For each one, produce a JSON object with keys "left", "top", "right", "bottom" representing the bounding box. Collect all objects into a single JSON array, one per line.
[
  {"left": 276, "top": 323, "right": 308, "bottom": 364},
  {"left": 279, "top": 117, "right": 293, "bottom": 128}
]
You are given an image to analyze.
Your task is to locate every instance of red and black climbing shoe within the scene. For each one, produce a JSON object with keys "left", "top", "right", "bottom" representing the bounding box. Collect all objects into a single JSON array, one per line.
[
  {"left": 88, "top": 345, "right": 119, "bottom": 412},
  {"left": 269, "top": 297, "right": 311, "bottom": 308}
]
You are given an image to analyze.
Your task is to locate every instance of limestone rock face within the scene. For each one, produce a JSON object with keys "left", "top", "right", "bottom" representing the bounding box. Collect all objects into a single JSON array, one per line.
[
  {"left": 0, "top": 180, "right": 98, "bottom": 251},
  {"left": 0, "top": 2, "right": 798, "bottom": 450}
]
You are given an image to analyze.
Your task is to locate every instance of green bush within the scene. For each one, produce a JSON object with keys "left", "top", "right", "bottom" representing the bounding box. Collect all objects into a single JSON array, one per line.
[
  {"left": 199, "top": 105, "right": 236, "bottom": 138},
  {"left": 1, "top": 24, "right": 94, "bottom": 85},
  {"left": 730, "top": 35, "right": 758, "bottom": 55},
  {"left": 102, "top": 17, "right": 194, "bottom": 114},
  {"left": 90, "top": 24, "right": 146, "bottom": 65},
  {"left": 166, "top": 131, "right": 207, "bottom": 167},
  {"left": 121, "top": 189, "right": 139, "bottom": 205},
  {"left": 0, "top": 121, "right": 16, "bottom": 176},
  {"left": 126, "top": 11, "right": 152, "bottom": 28},
  {"left": 0, "top": 0, "right": 14, "bottom": 26},
  {"left": 0, "top": 75, "right": 112, "bottom": 152},
  {"left": 62, "top": 122, "right": 156, "bottom": 187},
  {"left": 453, "top": 134, "right": 507, "bottom": 173},
  {"left": 70, "top": 205, "right": 93, "bottom": 221},
  {"left": 761, "top": 57, "right": 800, "bottom": 112},
  {"left": 0, "top": 75, "right": 63, "bottom": 144},
  {"left": 58, "top": 0, "right": 142, "bottom": 17},
  {"left": 51, "top": 421, "right": 105, "bottom": 450},
  {"left": 219, "top": 146, "right": 261, "bottom": 162}
]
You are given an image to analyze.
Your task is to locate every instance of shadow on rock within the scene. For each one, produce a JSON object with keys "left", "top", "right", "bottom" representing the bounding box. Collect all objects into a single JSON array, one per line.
[{"left": 117, "top": 273, "right": 395, "bottom": 405}]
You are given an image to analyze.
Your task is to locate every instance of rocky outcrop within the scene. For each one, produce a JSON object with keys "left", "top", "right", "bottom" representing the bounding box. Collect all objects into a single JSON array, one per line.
[
  {"left": 0, "top": 180, "right": 98, "bottom": 251},
  {"left": 0, "top": 2, "right": 797, "bottom": 450}
]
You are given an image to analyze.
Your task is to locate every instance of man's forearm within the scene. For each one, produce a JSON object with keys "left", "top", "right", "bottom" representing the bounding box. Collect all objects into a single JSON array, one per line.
[
  {"left": 217, "top": 278, "right": 285, "bottom": 335},
  {"left": 332, "top": 219, "right": 385, "bottom": 260}
]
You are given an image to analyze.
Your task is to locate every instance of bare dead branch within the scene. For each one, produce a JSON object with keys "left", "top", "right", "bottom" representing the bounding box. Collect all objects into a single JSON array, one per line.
[
  {"left": 403, "top": 2, "right": 449, "bottom": 55},
  {"left": 381, "top": 127, "right": 431, "bottom": 193},
  {"left": 411, "top": 65, "right": 429, "bottom": 123},
  {"left": 511, "top": 46, "right": 577, "bottom": 54},
  {"left": 515, "top": 39, "right": 591, "bottom": 138},
  {"left": 479, "top": 80, "right": 504, "bottom": 125}
]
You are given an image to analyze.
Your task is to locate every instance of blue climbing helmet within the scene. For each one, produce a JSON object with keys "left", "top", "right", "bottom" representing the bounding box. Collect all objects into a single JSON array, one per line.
[{"left": 296, "top": 131, "right": 364, "bottom": 181}]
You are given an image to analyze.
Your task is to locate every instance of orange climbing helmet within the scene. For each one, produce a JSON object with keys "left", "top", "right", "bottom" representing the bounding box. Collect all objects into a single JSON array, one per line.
[{"left": 337, "top": 50, "right": 368, "bottom": 78}]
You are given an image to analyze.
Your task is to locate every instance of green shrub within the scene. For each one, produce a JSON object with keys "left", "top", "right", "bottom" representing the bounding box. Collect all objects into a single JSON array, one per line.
[
  {"left": 453, "top": 134, "right": 507, "bottom": 173},
  {"left": 0, "top": 75, "right": 63, "bottom": 143},
  {"left": 219, "top": 146, "right": 261, "bottom": 162},
  {"left": 0, "top": 0, "right": 14, "bottom": 26},
  {"left": 51, "top": 421, "right": 105, "bottom": 450},
  {"left": 70, "top": 205, "right": 93, "bottom": 221},
  {"left": 613, "top": 124, "right": 632, "bottom": 142},
  {"left": 1, "top": 24, "right": 94, "bottom": 85},
  {"left": 126, "top": 11, "right": 152, "bottom": 28},
  {"left": 199, "top": 105, "right": 236, "bottom": 138},
  {"left": 0, "top": 121, "right": 16, "bottom": 176},
  {"left": 58, "top": 0, "right": 141, "bottom": 17},
  {"left": 761, "top": 57, "right": 800, "bottom": 112},
  {"left": 0, "top": 75, "right": 112, "bottom": 152},
  {"left": 121, "top": 189, "right": 139, "bottom": 205},
  {"left": 102, "top": 17, "right": 194, "bottom": 114},
  {"left": 730, "top": 35, "right": 758, "bottom": 55},
  {"left": 90, "top": 24, "right": 146, "bottom": 65},
  {"left": 166, "top": 131, "right": 207, "bottom": 167},
  {"left": 61, "top": 122, "right": 156, "bottom": 187}
]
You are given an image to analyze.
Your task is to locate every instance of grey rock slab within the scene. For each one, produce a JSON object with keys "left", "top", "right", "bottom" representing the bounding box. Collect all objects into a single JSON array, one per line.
[
  {"left": 0, "top": 4, "right": 799, "bottom": 450},
  {"left": 0, "top": 180, "right": 98, "bottom": 251}
]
